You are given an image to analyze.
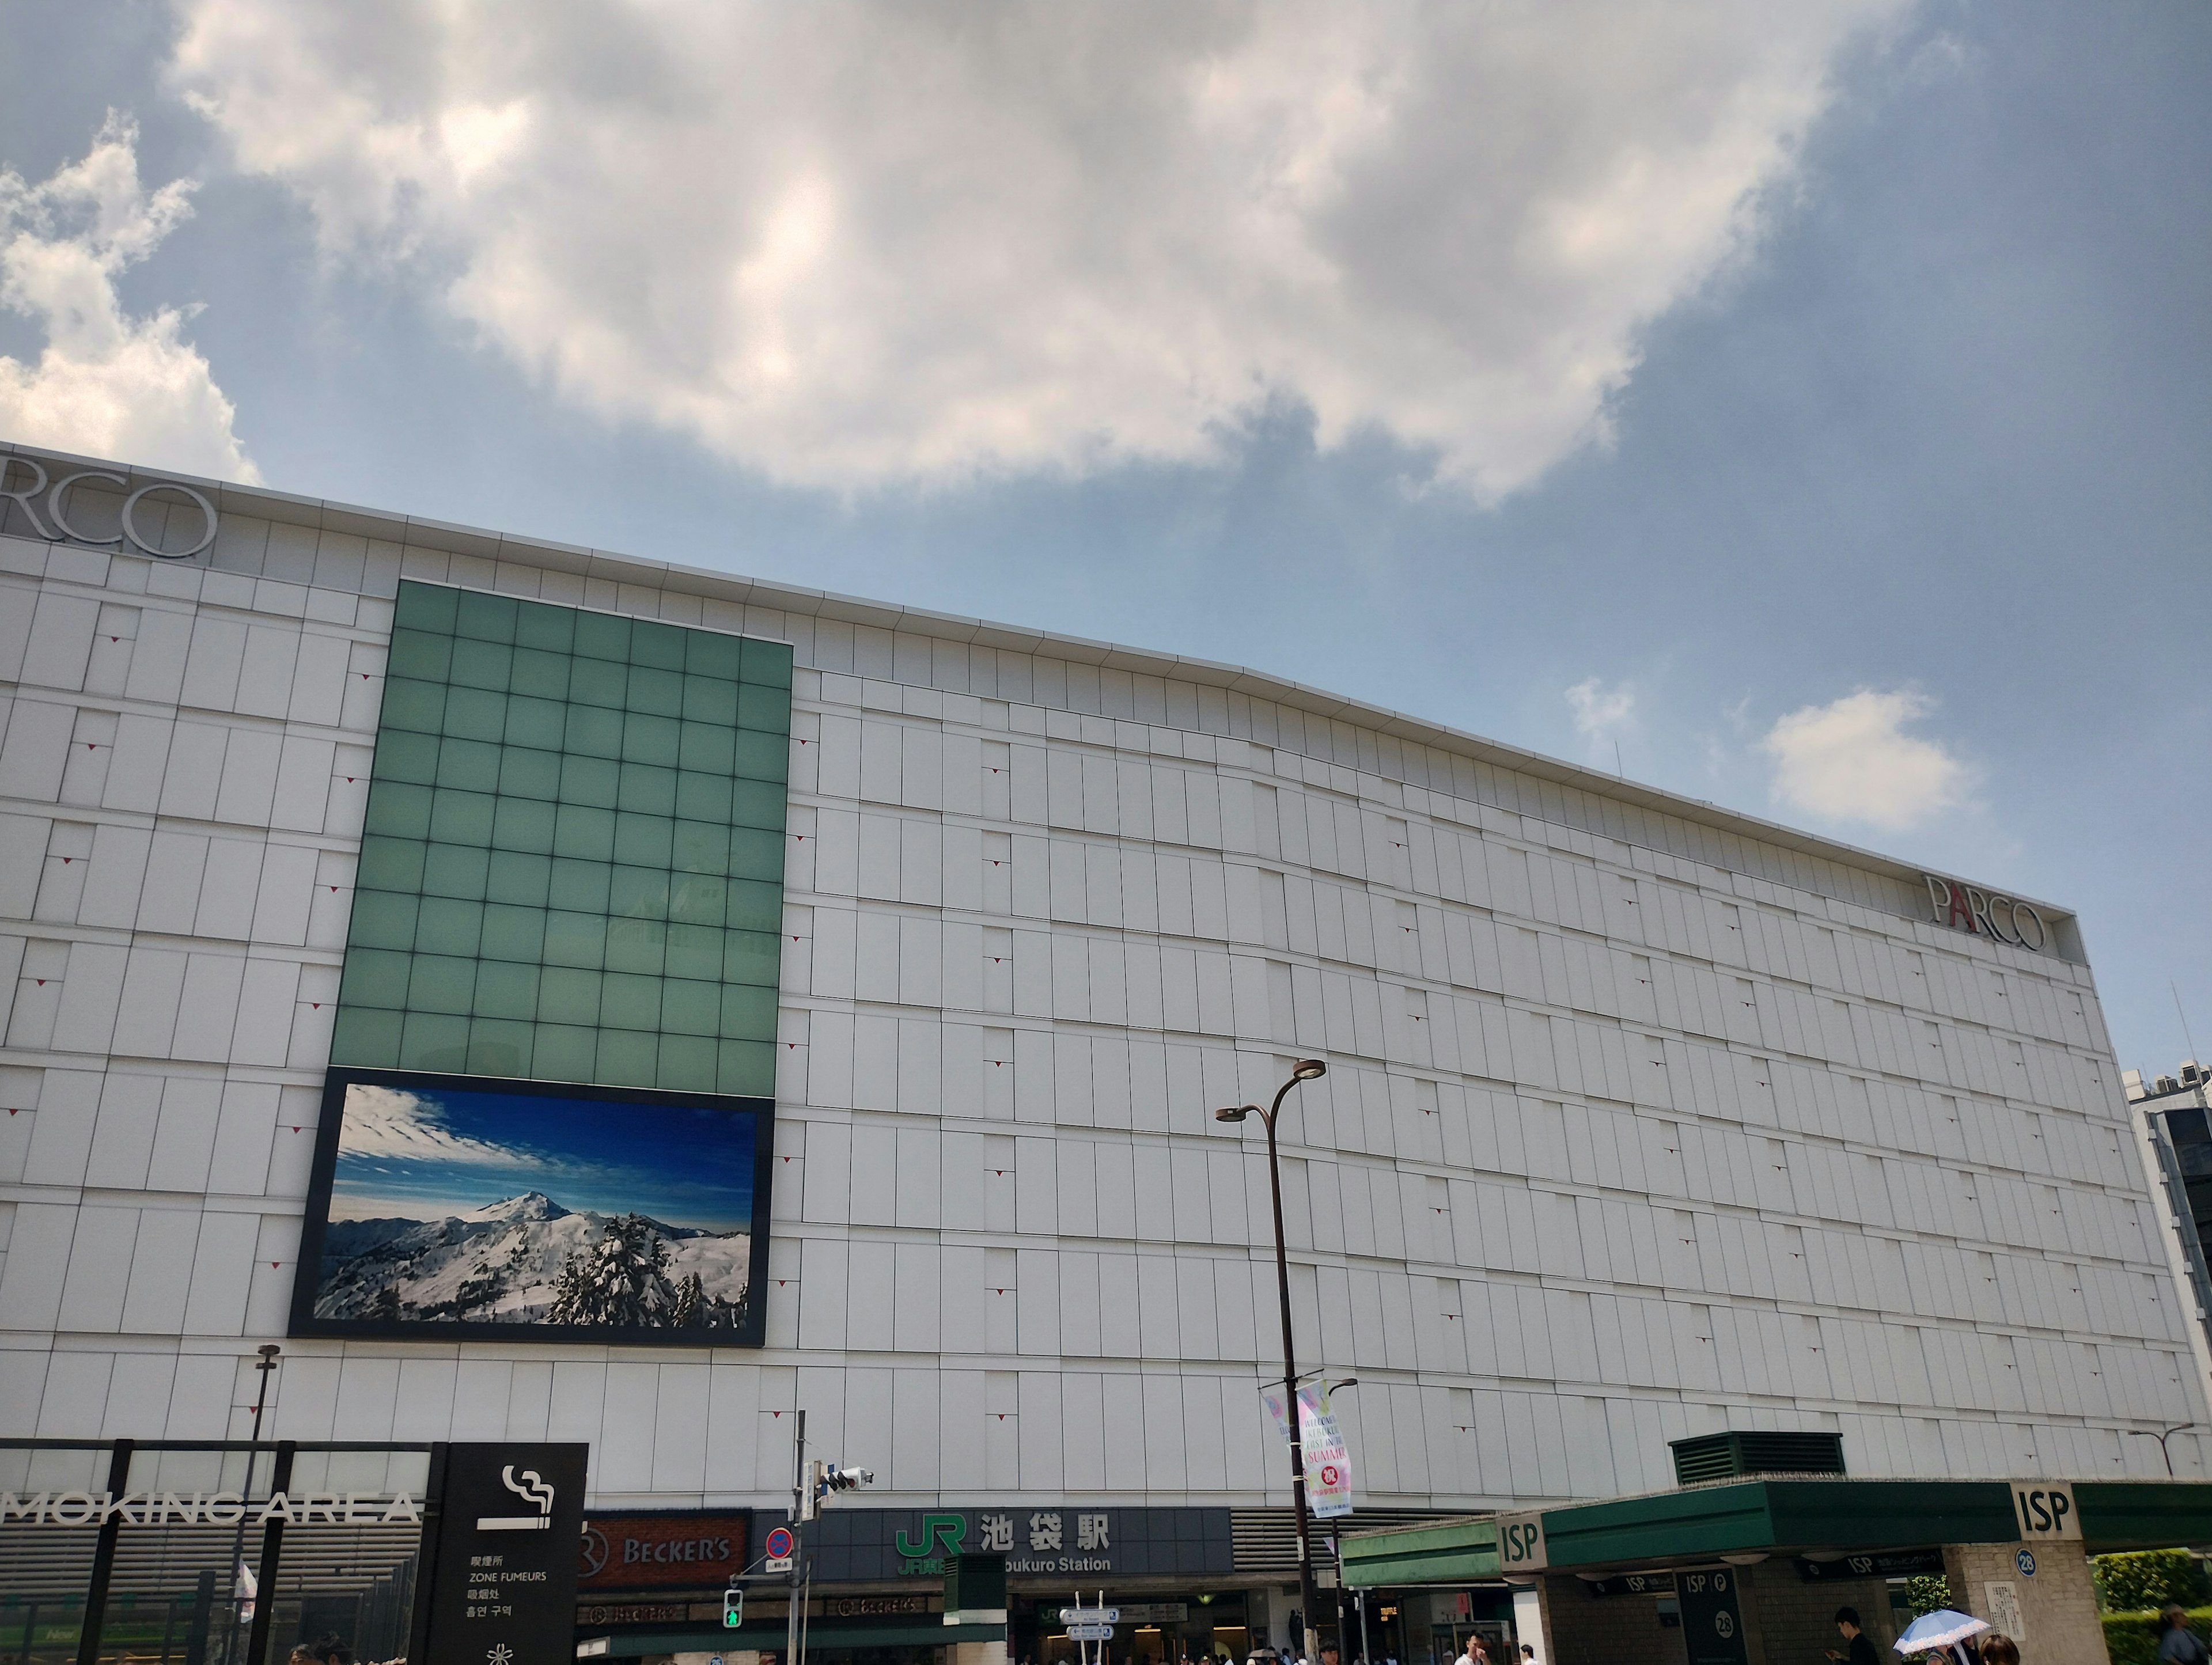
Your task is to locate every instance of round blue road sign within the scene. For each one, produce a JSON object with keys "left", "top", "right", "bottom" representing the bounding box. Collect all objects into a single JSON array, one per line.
[{"left": 2016, "top": 1548, "right": 2036, "bottom": 1577}]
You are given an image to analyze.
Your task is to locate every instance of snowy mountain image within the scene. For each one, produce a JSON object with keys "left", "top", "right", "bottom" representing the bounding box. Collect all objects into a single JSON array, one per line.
[{"left": 308, "top": 1077, "right": 764, "bottom": 1335}]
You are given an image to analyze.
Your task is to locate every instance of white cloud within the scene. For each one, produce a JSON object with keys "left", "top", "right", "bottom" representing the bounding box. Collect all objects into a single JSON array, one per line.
[
  {"left": 0, "top": 115, "right": 259, "bottom": 481},
  {"left": 169, "top": 0, "right": 1899, "bottom": 492},
  {"left": 1760, "top": 688, "right": 1972, "bottom": 832},
  {"left": 338, "top": 1084, "right": 540, "bottom": 1168},
  {"left": 1567, "top": 677, "right": 1637, "bottom": 741}
]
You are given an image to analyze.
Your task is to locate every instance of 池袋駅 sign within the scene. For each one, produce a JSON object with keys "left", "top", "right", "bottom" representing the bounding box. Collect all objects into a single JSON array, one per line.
[
  {"left": 1, "top": 1489, "right": 421, "bottom": 1526},
  {"left": 1923, "top": 875, "right": 2050, "bottom": 953},
  {"left": 2, "top": 456, "right": 220, "bottom": 560}
]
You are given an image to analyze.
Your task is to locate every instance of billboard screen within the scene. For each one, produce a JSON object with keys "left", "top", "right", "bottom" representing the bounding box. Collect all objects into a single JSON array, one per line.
[{"left": 293, "top": 1066, "right": 772, "bottom": 1345}]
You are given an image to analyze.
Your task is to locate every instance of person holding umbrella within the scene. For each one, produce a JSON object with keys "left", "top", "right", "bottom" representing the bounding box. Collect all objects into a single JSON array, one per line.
[{"left": 1889, "top": 1608, "right": 1991, "bottom": 1662}]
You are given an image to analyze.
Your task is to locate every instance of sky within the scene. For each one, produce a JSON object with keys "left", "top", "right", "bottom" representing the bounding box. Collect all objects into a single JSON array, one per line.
[
  {"left": 329, "top": 1081, "right": 759, "bottom": 1231},
  {"left": 2, "top": 1, "right": 2207, "bottom": 1076}
]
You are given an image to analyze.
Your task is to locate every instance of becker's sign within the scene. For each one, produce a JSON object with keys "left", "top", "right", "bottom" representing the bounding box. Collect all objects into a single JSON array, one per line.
[
  {"left": 1924, "top": 875, "right": 2049, "bottom": 953},
  {"left": 2, "top": 455, "right": 219, "bottom": 559}
]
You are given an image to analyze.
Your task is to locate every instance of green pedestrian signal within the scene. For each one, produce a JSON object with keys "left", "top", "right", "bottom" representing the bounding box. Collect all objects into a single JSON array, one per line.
[{"left": 724, "top": 1587, "right": 744, "bottom": 1628}]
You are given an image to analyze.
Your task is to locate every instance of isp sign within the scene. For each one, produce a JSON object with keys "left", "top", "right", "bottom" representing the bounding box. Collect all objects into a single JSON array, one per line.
[
  {"left": 2012, "top": 1482, "right": 2080, "bottom": 1542},
  {"left": 1498, "top": 1513, "right": 1548, "bottom": 1573}
]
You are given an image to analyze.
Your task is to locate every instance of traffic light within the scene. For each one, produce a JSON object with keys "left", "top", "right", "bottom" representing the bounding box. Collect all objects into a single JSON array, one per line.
[
  {"left": 821, "top": 1464, "right": 873, "bottom": 1495},
  {"left": 724, "top": 1586, "right": 743, "bottom": 1629},
  {"left": 800, "top": 1460, "right": 874, "bottom": 1519}
]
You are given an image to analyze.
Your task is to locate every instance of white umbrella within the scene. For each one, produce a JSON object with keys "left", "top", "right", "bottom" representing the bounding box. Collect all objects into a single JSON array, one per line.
[{"left": 1892, "top": 1610, "right": 1990, "bottom": 1655}]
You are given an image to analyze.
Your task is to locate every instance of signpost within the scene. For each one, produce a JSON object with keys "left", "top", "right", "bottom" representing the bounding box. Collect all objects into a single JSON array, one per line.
[
  {"left": 1063, "top": 1596, "right": 1116, "bottom": 1665},
  {"left": 406, "top": 1443, "right": 589, "bottom": 1665}
]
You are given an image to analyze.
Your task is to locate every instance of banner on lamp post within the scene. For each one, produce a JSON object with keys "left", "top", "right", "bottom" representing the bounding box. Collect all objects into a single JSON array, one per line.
[{"left": 1260, "top": 1383, "right": 1355, "bottom": 1520}]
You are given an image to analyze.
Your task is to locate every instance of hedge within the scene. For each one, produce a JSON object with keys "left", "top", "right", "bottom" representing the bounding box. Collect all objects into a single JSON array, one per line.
[
  {"left": 2103, "top": 1605, "right": 2212, "bottom": 1665},
  {"left": 2097, "top": 1550, "right": 2212, "bottom": 1613}
]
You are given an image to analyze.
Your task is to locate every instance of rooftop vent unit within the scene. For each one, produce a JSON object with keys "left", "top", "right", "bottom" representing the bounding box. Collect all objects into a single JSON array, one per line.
[
  {"left": 2184, "top": 1063, "right": 2204, "bottom": 1085},
  {"left": 2160, "top": 1077, "right": 2183, "bottom": 1095},
  {"left": 1669, "top": 1431, "right": 1846, "bottom": 1487}
]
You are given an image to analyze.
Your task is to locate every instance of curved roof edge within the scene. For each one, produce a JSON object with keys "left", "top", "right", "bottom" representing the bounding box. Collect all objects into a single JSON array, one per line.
[{"left": 0, "top": 439, "right": 2077, "bottom": 925}]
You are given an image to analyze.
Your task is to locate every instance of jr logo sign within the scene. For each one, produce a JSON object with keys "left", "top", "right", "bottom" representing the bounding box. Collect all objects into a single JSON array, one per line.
[{"left": 894, "top": 1515, "right": 967, "bottom": 1562}]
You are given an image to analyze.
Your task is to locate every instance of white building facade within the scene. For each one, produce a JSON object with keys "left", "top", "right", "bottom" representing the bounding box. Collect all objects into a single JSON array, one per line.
[{"left": 0, "top": 442, "right": 2199, "bottom": 1542}]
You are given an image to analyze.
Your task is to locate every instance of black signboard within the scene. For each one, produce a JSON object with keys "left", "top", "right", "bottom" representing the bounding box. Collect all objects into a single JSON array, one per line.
[
  {"left": 1676, "top": 1569, "right": 1749, "bottom": 1665},
  {"left": 1585, "top": 1571, "right": 1676, "bottom": 1597},
  {"left": 796, "top": 1507, "right": 1234, "bottom": 1579},
  {"left": 1794, "top": 1548, "right": 1946, "bottom": 1581},
  {"left": 408, "top": 1442, "right": 589, "bottom": 1665}
]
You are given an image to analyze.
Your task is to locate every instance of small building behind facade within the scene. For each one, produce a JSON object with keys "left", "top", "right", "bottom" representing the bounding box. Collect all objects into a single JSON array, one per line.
[
  {"left": 1, "top": 441, "right": 2205, "bottom": 1665},
  {"left": 2130, "top": 1061, "right": 2212, "bottom": 1409}
]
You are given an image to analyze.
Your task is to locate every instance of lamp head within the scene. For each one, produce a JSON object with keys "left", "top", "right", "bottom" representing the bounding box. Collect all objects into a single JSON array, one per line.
[
  {"left": 1214, "top": 1104, "right": 1254, "bottom": 1122},
  {"left": 256, "top": 1344, "right": 282, "bottom": 1362},
  {"left": 1293, "top": 1059, "right": 1328, "bottom": 1081}
]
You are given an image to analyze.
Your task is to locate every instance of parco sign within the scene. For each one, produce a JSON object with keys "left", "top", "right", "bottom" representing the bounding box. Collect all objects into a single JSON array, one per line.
[
  {"left": 1923, "top": 875, "right": 2048, "bottom": 953},
  {"left": 1, "top": 455, "right": 219, "bottom": 560}
]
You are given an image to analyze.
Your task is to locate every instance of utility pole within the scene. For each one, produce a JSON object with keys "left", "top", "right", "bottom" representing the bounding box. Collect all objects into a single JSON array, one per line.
[{"left": 786, "top": 1410, "right": 805, "bottom": 1665}]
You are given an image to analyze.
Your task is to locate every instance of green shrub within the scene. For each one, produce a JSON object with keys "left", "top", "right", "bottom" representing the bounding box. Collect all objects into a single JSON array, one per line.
[
  {"left": 2104, "top": 1605, "right": 2212, "bottom": 1665},
  {"left": 2097, "top": 1549, "right": 2211, "bottom": 1613},
  {"left": 1904, "top": 1575, "right": 1955, "bottom": 1618}
]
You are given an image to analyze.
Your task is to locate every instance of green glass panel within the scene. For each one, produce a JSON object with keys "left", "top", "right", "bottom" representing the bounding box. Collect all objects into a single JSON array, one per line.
[
  {"left": 552, "top": 803, "right": 616, "bottom": 860},
  {"left": 660, "top": 978, "right": 720, "bottom": 1036},
  {"left": 609, "top": 865, "right": 671, "bottom": 921},
  {"left": 560, "top": 754, "right": 620, "bottom": 808},
  {"left": 393, "top": 580, "right": 458, "bottom": 633},
  {"left": 504, "top": 695, "right": 567, "bottom": 751},
  {"left": 600, "top": 972, "right": 662, "bottom": 1029},
  {"left": 537, "top": 966, "right": 603, "bottom": 1026},
  {"left": 467, "top": 1019, "right": 533, "bottom": 1078},
  {"left": 398, "top": 1011, "right": 471, "bottom": 1073},
  {"left": 531, "top": 1024, "right": 596, "bottom": 1082},
  {"left": 672, "top": 820, "right": 729, "bottom": 875},
  {"left": 719, "top": 983, "right": 777, "bottom": 1040},
  {"left": 542, "top": 909, "right": 607, "bottom": 968},
  {"left": 726, "top": 877, "right": 781, "bottom": 931},
  {"left": 728, "top": 827, "right": 785, "bottom": 881},
  {"left": 548, "top": 857, "right": 612, "bottom": 913},
  {"left": 621, "top": 712, "right": 680, "bottom": 767},
  {"left": 472, "top": 961, "right": 540, "bottom": 1021},
  {"left": 448, "top": 640, "right": 513, "bottom": 693},
  {"left": 485, "top": 849, "right": 553, "bottom": 908},
  {"left": 329, "top": 1006, "right": 403, "bottom": 1067},
  {"left": 422, "top": 842, "right": 490, "bottom": 900},
  {"left": 373, "top": 731, "right": 440, "bottom": 786},
  {"left": 668, "top": 873, "right": 726, "bottom": 928},
  {"left": 386, "top": 627, "right": 453, "bottom": 681},
  {"left": 454, "top": 589, "right": 520, "bottom": 644},
  {"left": 616, "top": 761, "right": 677, "bottom": 816},
  {"left": 430, "top": 788, "right": 497, "bottom": 847},
  {"left": 442, "top": 686, "right": 506, "bottom": 742},
  {"left": 730, "top": 779, "right": 787, "bottom": 830},
  {"left": 664, "top": 922, "right": 724, "bottom": 981},
  {"left": 733, "top": 728, "right": 788, "bottom": 782},
  {"left": 629, "top": 619, "right": 687, "bottom": 670},
  {"left": 568, "top": 657, "right": 628, "bottom": 710},
  {"left": 509, "top": 645, "right": 570, "bottom": 699},
  {"left": 378, "top": 677, "right": 447, "bottom": 735},
  {"left": 514, "top": 599, "right": 575, "bottom": 654},
  {"left": 491, "top": 796, "right": 556, "bottom": 854},
  {"left": 723, "top": 929, "right": 783, "bottom": 988},
  {"left": 347, "top": 890, "right": 420, "bottom": 952},
  {"left": 741, "top": 638, "right": 794, "bottom": 688},
  {"left": 656, "top": 1034, "right": 717, "bottom": 1093},
  {"left": 678, "top": 722, "right": 736, "bottom": 775},
  {"left": 681, "top": 676, "right": 739, "bottom": 726},
  {"left": 572, "top": 608, "right": 632, "bottom": 662},
  {"left": 613, "top": 812, "right": 673, "bottom": 868},
  {"left": 414, "top": 896, "right": 484, "bottom": 957},
  {"left": 717, "top": 1038, "right": 777, "bottom": 1098},
  {"left": 435, "top": 736, "right": 502, "bottom": 790},
  {"left": 565, "top": 703, "right": 624, "bottom": 757},
  {"left": 604, "top": 916, "right": 666, "bottom": 976},
  {"left": 626, "top": 663, "right": 684, "bottom": 717},
  {"left": 480, "top": 903, "right": 548, "bottom": 962},
  {"left": 408, "top": 954, "right": 478, "bottom": 1014},
  {"left": 675, "top": 770, "right": 733, "bottom": 823},
  {"left": 356, "top": 836, "right": 427, "bottom": 892},
  {"left": 498, "top": 745, "right": 562, "bottom": 802},
  {"left": 738, "top": 682, "right": 791, "bottom": 731},
  {"left": 339, "top": 947, "right": 414, "bottom": 1009},
  {"left": 363, "top": 781, "right": 433, "bottom": 840},
  {"left": 685, "top": 631, "right": 744, "bottom": 679},
  {"left": 596, "top": 1029, "right": 659, "bottom": 1087}
]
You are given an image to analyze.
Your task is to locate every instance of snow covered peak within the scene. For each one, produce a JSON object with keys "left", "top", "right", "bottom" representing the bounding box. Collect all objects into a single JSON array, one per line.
[{"left": 462, "top": 1191, "right": 571, "bottom": 1224}]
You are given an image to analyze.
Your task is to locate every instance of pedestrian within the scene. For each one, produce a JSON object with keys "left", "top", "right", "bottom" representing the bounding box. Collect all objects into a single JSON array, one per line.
[
  {"left": 1519, "top": 1648, "right": 1536, "bottom": 1664},
  {"left": 1824, "top": 1606, "right": 1879, "bottom": 1665},
  {"left": 2160, "top": 1605, "right": 2212, "bottom": 1664},
  {"left": 1458, "top": 1634, "right": 1488, "bottom": 1665},
  {"left": 1978, "top": 1636, "right": 2018, "bottom": 1665}
]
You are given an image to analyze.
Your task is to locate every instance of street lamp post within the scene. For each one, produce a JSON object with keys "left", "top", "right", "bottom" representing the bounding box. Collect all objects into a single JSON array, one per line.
[
  {"left": 2127, "top": 1423, "right": 2199, "bottom": 1477},
  {"left": 1218, "top": 1059, "right": 1330, "bottom": 1659},
  {"left": 228, "top": 1345, "right": 281, "bottom": 1665}
]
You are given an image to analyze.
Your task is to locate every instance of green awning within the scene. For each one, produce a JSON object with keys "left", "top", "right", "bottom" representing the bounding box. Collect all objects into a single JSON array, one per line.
[{"left": 1340, "top": 1517, "right": 1499, "bottom": 1587}]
